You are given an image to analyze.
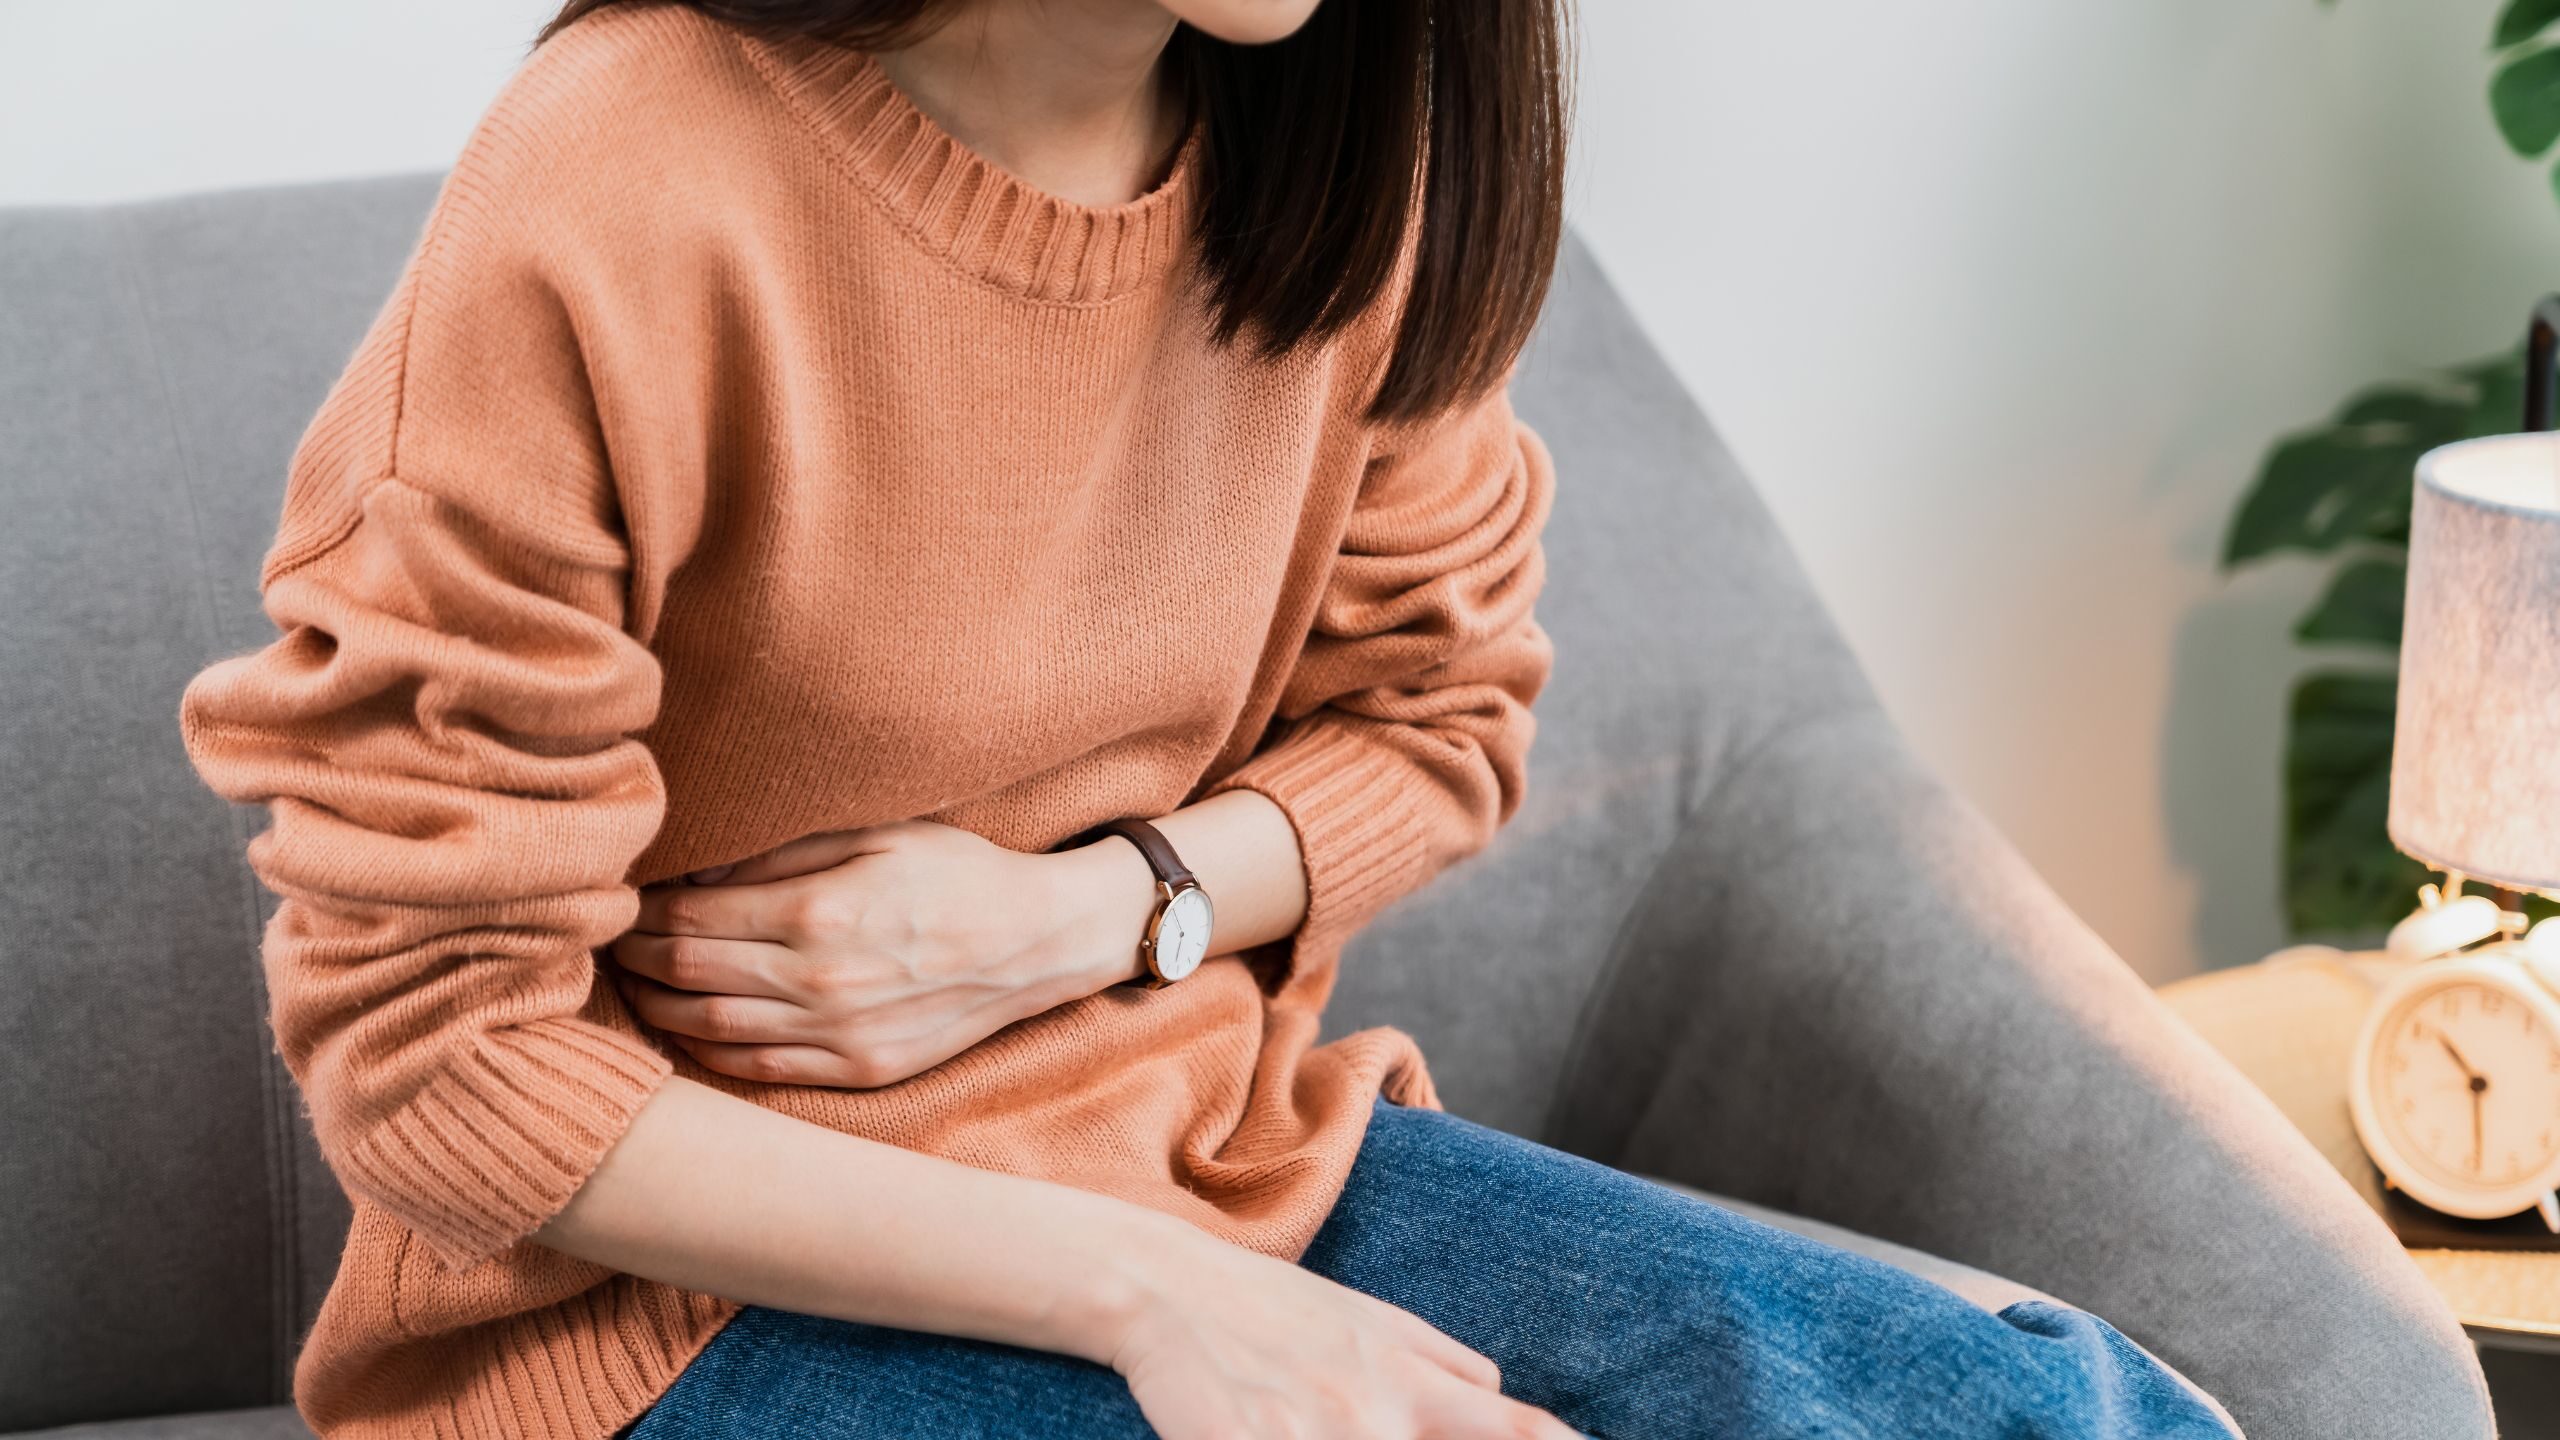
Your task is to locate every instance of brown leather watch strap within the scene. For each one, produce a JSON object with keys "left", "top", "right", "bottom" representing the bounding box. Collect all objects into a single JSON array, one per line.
[{"left": 1071, "top": 817, "right": 1197, "bottom": 890}]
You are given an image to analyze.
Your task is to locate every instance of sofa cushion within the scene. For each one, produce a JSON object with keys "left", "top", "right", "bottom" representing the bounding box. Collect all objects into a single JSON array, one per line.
[{"left": 13, "top": 1407, "right": 314, "bottom": 1439}]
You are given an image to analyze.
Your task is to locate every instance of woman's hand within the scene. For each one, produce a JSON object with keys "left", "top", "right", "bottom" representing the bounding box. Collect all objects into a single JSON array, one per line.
[
  {"left": 1105, "top": 1219, "right": 1579, "bottom": 1440},
  {"left": 610, "top": 821, "right": 1154, "bottom": 1088}
]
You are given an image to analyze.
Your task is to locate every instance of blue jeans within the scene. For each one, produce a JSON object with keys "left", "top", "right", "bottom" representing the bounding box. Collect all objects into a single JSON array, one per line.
[{"left": 624, "top": 1102, "right": 2234, "bottom": 1438}]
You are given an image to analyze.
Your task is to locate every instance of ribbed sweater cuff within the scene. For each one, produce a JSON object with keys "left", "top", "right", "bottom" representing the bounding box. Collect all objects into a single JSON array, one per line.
[
  {"left": 1204, "top": 718, "right": 1440, "bottom": 988},
  {"left": 339, "top": 1019, "right": 673, "bottom": 1270}
]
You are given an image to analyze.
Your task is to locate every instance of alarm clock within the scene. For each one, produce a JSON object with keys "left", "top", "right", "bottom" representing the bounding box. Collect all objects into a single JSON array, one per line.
[{"left": 2347, "top": 893, "right": 2560, "bottom": 1232}]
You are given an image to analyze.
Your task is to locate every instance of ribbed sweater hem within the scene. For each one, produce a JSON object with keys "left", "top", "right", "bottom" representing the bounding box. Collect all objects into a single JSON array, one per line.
[
  {"left": 315, "top": 1282, "right": 739, "bottom": 1440},
  {"left": 1204, "top": 718, "right": 1439, "bottom": 987},
  {"left": 346, "top": 1020, "right": 674, "bottom": 1271}
]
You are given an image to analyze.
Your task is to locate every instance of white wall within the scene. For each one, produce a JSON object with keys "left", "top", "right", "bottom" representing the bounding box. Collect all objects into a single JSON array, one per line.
[
  {"left": 4, "top": 0, "right": 2546, "bottom": 981},
  {"left": 0, "top": 1, "right": 555, "bottom": 202}
]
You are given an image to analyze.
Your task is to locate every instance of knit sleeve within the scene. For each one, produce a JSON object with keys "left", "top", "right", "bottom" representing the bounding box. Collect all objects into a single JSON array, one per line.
[
  {"left": 178, "top": 176, "right": 675, "bottom": 1272},
  {"left": 1202, "top": 381, "right": 1556, "bottom": 991}
]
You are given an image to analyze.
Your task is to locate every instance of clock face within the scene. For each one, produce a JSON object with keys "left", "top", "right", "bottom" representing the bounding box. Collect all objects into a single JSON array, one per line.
[
  {"left": 1154, "top": 887, "right": 1213, "bottom": 982},
  {"left": 2367, "top": 976, "right": 2560, "bottom": 1200}
]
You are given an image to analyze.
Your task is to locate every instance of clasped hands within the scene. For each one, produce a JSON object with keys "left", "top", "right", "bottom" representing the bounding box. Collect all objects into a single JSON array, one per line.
[{"left": 611, "top": 821, "right": 1157, "bottom": 1088}]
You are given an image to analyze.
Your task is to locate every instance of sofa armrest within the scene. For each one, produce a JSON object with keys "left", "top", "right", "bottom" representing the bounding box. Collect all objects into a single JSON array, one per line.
[{"left": 1548, "top": 705, "right": 2491, "bottom": 1440}]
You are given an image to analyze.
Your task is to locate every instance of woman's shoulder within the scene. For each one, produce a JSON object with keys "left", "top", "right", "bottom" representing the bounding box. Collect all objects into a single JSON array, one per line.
[
  {"left": 432, "top": 4, "right": 785, "bottom": 253},
  {"left": 285, "top": 8, "right": 780, "bottom": 541},
  {"left": 495, "top": 4, "right": 766, "bottom": 145}
]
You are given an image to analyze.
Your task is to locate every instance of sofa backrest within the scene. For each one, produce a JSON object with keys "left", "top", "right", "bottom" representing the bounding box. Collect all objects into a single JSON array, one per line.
[{"left": 0, "top": 173, "right": 1853, "bottom": 1429}]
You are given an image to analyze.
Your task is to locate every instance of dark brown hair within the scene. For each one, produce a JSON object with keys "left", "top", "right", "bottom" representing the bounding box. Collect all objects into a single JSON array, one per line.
[{"left": 537, "top": 0, "right": 1569, "bottom": 423}]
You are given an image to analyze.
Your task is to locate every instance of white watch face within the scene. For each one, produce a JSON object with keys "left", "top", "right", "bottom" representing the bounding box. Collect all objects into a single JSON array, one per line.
[
  {"left": 1153, "top": 886, "right": 1213, "bottom": 982},
  {"left": 2363, "top": 972, "right": 2560, "bottom": 1205}
]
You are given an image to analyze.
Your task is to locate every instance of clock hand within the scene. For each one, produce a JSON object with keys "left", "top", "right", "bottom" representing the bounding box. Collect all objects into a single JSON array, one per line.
[
  {"left": 2432, "top": 1028, "right": 2482, "bottom": 1082},
  {"left": 2472, "top": 1082, "right": 2486, "bottom": 1176}
]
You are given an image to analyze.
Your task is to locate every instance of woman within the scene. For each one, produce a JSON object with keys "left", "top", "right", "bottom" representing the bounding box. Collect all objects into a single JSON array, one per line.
[{"left": 178, "top": 1, "right": 2238, "bottom": 1436}]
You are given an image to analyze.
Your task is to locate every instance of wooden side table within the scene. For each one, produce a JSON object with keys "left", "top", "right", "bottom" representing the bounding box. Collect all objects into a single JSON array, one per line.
[{"left": 2161, "top": 947, "right": 2560, "bottom": 1350}]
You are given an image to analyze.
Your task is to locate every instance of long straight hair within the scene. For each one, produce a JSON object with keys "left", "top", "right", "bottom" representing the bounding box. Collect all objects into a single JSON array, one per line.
[{"left": 536, "top": 0, "right": 1570, "bottom": 424}]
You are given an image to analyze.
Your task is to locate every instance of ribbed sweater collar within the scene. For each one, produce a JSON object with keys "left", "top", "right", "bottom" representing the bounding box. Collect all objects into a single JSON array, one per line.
[{"left": 736, "top": 31, "right": 1199, "bottom": 306}]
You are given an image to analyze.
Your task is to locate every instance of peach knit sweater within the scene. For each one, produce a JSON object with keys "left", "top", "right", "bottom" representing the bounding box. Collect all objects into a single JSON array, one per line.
[{"left": 177, "top": 6, "right": 1554, "bottom": 1437}]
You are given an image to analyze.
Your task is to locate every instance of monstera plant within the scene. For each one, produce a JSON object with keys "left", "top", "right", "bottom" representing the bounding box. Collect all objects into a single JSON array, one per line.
[{"left": 2223, "top": 0, "right": 2560, "bottom": 937}]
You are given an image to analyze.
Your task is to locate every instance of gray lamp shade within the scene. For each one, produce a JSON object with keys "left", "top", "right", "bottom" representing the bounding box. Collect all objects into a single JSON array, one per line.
[{"left": 2389, "top": 432, "right": 2560, "bottom": 894}]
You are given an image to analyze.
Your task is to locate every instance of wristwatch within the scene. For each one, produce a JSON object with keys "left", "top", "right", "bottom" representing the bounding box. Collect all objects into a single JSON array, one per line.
[{"left": 1067, "top": 817, "right": 1214, "bottom": 989}]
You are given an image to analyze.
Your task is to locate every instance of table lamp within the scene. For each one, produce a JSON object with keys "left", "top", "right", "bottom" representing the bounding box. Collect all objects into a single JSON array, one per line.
[{"left": 2386, "top": 297, "right": 2560, "bottom": 957}]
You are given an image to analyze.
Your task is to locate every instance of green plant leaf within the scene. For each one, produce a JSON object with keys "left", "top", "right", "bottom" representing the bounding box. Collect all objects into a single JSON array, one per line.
[
  {"left": 2223, "top": 378, "right": 2481, "bottom": 568},
  {"left": 2284, "top": 671, "right": 2433, "bottom": 935},
  {"left": 2451, "top": 348, "right": 2524, "bottom": 382},
  {"left": 2492, "top": 45, "right": 2560, "bottom": 157},
  {"left": 2335, "top": 384, "right": 2469, "bottom": 427},
  {"left": 2223, "top": 423, "right": 2430, "bottom": 565},
  {"left": 2294, "top": 554, "right": 2406, "bottom": 646},
  {"left": 2498, "top": 0, "right": 2560, "bottom": 49},
  {"left": 2456, "top": 350, "right": 2528, "bottom": 434}
]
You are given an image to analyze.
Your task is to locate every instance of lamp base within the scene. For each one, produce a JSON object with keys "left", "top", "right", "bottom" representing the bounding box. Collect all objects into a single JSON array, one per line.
[{"left": 2385, "top": 876, "right": 2522, "bottom": 962}]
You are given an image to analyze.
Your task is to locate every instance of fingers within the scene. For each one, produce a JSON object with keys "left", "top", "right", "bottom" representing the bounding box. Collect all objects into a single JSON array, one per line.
[
  {"left": 1379, "top": 1307, "right": 1503, "bottom": 1393},
  {"left": 612, "top": 931, "right": 797, "bottom": 999},
  {"left": 617, "top": 973, "right": 812, "bottom": 1044},
  {"left": 632, "top": 873, "right": 813, "bottom": 943},
  {"left": 666, "top": 1036, "right": 866, "bottom": 1088},
  {"left": 1382, "top": 1309, "right": 1566, "bottom": 1438},
  {"left": 1486, "top": 1396, "right": 1580, "bottom": 1440},
  {"left": 1414, "top": 1371, "right": 1577, "bottom": 1440},
  {"left": 1420, "top": 1342, "right": 1503, "bottom": 1393}
]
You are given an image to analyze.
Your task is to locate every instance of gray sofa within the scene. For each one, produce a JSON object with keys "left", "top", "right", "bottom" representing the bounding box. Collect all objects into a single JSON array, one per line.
[{"left": 0, "top": 174, "right": 2493, "bottom": 1439}]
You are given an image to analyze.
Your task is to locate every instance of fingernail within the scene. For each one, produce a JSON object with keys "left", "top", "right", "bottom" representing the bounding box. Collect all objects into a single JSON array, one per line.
[{"left": 688, "top": 864, "right": 734, "bottom": 885}]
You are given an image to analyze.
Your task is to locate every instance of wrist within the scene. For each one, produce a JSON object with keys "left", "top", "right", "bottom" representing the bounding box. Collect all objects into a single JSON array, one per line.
[
  {"left": 1033, "top": 837, "right": 1158, "bottom": 992},
  {"left": 1040, "top": 1204, "right": 1205, "bottom": 1369}
]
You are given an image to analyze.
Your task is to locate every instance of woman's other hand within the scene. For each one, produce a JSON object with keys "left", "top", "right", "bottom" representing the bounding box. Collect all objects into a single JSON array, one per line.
[
  {"left": 610, "top": 821, "right": 1153, "bottom": 1087},
  {"left": 1107, "top": 1219, "right": 1580, "bottom": 1440}
]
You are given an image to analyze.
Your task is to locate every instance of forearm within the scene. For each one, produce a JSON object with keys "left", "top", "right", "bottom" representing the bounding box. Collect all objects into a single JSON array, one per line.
[
  {"left": 1051, "top": 787, "right": 1308, "bottom": 975},
  {"left": 533, "top": 1074, "right": 1185, "bottom": 1362}
]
